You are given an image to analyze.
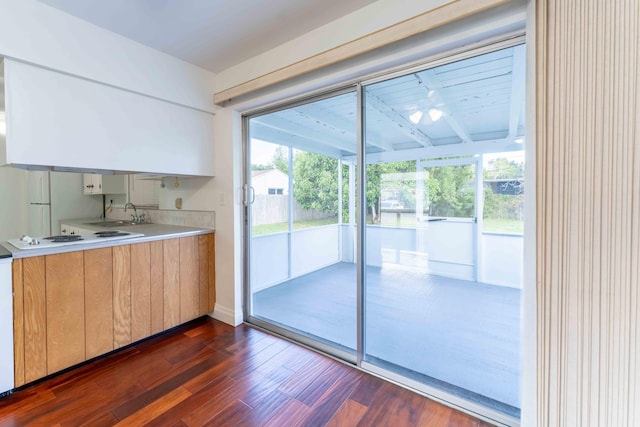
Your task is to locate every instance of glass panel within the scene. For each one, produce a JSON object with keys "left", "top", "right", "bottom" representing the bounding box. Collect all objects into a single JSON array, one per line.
[
  {"left": 483, "top": 152, "right": 525, "bottom": 234},
  {"left": 363, "top": 45, "right": 524, "bottom": 419},
  {"left": 420, "top": 163, "right": 477, "bottom": 281},
  {"left": 248, "top": 92, "right": 357, "bottom": 353}
]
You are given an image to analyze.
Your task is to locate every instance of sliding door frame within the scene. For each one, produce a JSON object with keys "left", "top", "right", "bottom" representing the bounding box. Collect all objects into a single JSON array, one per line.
[{"left": 242, "top": 35, "right": 527, "bottom": 427}]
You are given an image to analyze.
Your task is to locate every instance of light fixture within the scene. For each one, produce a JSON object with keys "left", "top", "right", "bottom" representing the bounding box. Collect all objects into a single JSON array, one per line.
[
  {"left": 409, "top": 111, "right": 423, "bottom": 124},
  {"left": 514, "top": 137, "right": 525, "bottom": 144},
  {"left": 428, "top": 108, "right": 443, "bottom": 122}
]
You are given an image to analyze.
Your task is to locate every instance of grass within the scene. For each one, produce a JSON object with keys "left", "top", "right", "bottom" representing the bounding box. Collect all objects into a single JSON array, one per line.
[
  {"left": 252, "top": 217, "right": 338, "bottom": 236},
  {"left": 252, "top": 216, "right": 523, "bottom": 236},
  {"left": 482, "top": 218, "right": 523, "bottom": 234}
]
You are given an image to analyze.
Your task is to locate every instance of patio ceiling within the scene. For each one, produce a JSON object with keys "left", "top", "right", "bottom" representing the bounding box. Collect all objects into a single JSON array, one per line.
[{"left": 250, "top": 44, "right": 526, "bottom": 161}]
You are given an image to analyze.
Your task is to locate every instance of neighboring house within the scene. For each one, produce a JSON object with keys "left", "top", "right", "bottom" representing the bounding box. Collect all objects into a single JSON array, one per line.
[{"left": 251, "top": 169, "right": 289, "bottom": 195}]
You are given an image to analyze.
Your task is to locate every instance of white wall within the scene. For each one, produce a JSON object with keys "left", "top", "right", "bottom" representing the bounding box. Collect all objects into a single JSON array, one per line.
[
  {"left": 216, "top": 0, "right": 452, "bottom": 92},
  {"left": 0, "top": 0, "right": 215, "bottom": 111},
  {"left": 0, "top": 166, "right": 27, "bottom": 241},
  {"left": 210, "top": 107, "right": 244, "bottom": 326},
  {"left": 158, "top": 177, "right": 216, "bottom": 211}
]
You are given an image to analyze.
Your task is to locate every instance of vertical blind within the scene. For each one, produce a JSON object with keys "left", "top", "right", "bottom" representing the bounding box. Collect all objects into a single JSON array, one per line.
[{"left": 537, "top": 0, "right": 640, "bottom": 425}]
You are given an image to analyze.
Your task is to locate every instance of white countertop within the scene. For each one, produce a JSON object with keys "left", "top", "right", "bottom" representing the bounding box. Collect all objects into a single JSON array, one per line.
[{"left": 1, "top": 218, "right": 214, "bottom": 259}]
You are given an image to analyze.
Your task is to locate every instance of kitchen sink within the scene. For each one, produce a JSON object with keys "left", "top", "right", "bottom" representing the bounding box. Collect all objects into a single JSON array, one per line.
[{"left": 87, "top": 220, "right": 140, "bottom": 228}]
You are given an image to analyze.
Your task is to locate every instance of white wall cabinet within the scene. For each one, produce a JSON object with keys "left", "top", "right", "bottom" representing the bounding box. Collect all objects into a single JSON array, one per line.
[
  {"left": 83, "top": 174, "right": 126, "bottom": 195},
  {"left": 128, "top": 175, "right": 160, "bottom": 206},
  {"left": 3, "top": 59, "right": 215, "bottom": 176},
  {"left": 60, "top": 223, "right": 95, "bottom": 235}
]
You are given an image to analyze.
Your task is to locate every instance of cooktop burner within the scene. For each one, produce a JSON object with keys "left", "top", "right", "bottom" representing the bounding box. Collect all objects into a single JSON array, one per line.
[
  {"left": 8, "top": 231, "right": 145, "bottom": 251},
  {"left": 95, "top": 231, "right": 131, "bottom": 238},
  {"left": 43, "top": 235, "right": 85, "bottom": 243}
]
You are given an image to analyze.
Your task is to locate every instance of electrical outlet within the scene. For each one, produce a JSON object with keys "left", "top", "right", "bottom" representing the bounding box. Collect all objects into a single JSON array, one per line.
[{"left": 219, "top": 192, "right": 225, "bottom": 206}]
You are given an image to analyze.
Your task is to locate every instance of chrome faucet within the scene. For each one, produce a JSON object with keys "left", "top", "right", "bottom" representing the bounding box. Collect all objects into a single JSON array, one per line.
[{"left": 124, "top": 202, "right": 142, "bottom": 223}]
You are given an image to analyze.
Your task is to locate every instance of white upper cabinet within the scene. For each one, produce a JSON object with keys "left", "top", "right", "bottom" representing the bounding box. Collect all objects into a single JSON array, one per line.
[
  {"left": 3, "top": 59, "right": 215, "bottom": 176},
  {"left": 83, "top": 174, "right": 127, "bottom": 195},
  {"left": 128, "top": 174, "right": 160, "bottom": 206}
]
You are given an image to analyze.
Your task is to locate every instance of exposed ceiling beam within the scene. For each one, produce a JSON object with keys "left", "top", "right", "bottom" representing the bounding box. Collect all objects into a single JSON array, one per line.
[
  {"left": 250, "top": 122, "right": 348, "bottom": 158},
  {"left": 344, "top": 138, "right": 524, "bottom": 164},
  {"left": 293, "top": 103, "right": 393, "bottom": 153},
  {"left": 366, "top": 92, "right": 432, "bottom": 148},
  {"left": 251, "top": 115, "right": 356, "bottom": 153},
  {"left": 294, "top": 103, "right": 356, "bottom": 139},
  {"left": 417, "top": 71, "right": 473, "bottom": 143}
]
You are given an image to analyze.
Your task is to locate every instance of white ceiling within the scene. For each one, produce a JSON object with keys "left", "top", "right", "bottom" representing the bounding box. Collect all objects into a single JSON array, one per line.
[{"left": 35, "top": 0, "right": 378, "bottom": 73}]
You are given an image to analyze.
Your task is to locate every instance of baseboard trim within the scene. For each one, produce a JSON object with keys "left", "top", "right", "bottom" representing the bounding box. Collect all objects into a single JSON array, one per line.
[{"left": 209, "top": 303, "right": 243, "bottom": 326}]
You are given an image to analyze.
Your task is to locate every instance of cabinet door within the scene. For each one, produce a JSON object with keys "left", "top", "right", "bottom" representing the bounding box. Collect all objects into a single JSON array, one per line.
[
  {"left": 85, "top": 248, "right": 114, "bottom": 359},
  {"left": 199, "top": 234, "right": 216, "bottom": 314},
  {"left": 101, "top": 175, "right": 126, "bottom": 194},
  {"left": 113, "top": 245, "right": 132, "bottom": 349},
  {"left": 131, "top": 243, "right": 151, "bottom": 342},
  {"left": 22, "top": 256, "right": 47, "bottom": 383},
  {"left": 12, "top": 259, "right": 25, "bottom": 387},
  {"left": 83, "top": 174, "right": 97, "bottom": 195},
  {"left": 129, "top": 175, "right": 160, "bottom": 206},
  {"left": 163, "top": 239, "right": 180, "bottom": 329},
  {"left": 150, "top": 241, "right": 164, "bottom": 335},
  {"left": 46, "top": 252, "right": 85, "bottom": 375},
  {"left": 179, "top": 236, "right": 199, "bottom": 323}
]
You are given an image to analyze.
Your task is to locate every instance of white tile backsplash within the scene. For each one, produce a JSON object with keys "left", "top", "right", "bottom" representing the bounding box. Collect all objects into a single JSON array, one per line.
[{"left": 107, "top": 207, "right": 215, "bottom": 229}]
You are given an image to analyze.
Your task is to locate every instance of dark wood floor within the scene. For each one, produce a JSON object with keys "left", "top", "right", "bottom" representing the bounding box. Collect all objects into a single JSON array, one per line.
[{"left": 0, "top": 317, "right": 493, "bottom": 426}]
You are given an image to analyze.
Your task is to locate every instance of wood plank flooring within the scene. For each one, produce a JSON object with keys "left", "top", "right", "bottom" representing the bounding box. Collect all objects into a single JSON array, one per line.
[{"left": 0, "top": 317, "right": 494, "bottom": 426}]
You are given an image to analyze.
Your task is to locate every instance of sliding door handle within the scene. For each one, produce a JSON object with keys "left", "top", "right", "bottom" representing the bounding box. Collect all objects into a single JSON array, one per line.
[{"left": 243, "top": 184, "right": 256, "bottom": 206}]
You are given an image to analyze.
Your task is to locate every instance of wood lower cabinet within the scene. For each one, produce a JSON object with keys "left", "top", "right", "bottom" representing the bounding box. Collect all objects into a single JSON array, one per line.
[
  {"left": 130, "top": 243, "right": 152, "bottom": 343},
  {"left": 149, "top": 241, "right": 164, "bottom": 335},
  {"left": 180, "top": 236, "right": 199, "bottom": 324},
  {"left": 84, "top": 247, "right": 114, "bottom": 359},
  {"left": 12, "top": 233, "right": 215, "bottom": 387},
  {"left": 46, "top": 252, "right": 85, "bottom": 375},
  {"left": 163, "top": 238, "right": 180, "bottom": 329}
]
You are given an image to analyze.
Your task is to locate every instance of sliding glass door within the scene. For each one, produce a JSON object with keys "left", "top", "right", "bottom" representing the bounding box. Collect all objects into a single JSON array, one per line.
[
  {"left": 245, "top": 42, "right": 525, "bottom": 424},
  {"left": 246, "top": 91, "right": 358, "bottom": 357}
]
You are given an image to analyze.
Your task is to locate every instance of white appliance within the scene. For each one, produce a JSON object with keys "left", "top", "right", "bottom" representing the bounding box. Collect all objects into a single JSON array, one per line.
[
  {"left": 0, "top": 253, "right": 13, "bottom": 395},
  {"left": 27, "top": 171, "right": 103, "bottom": 236},
  {"left": 27, "top": 170, "right": 51, "bottom": 236},
  {"left": 8, "top": 231, "right": 144, "bottom": 250}
]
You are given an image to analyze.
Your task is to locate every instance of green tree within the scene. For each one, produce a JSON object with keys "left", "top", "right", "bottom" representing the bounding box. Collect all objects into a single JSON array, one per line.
[
  {"left": 250, "top": 163, "right": 272, "bottom": 171},
  {"left": 272, "top": 146, "right": 289, "bottom": 176},
  {"left": 483, "top": 157, "right": 524, "bottom": 221},
  {"left": 293, "top": 152, "right": 341, "bottom": 214},
  {"left": 484, "top": 157, "right": 524, "bottom": 180},
  {"left": 426, "top": 165, "right": 475, "bottom": 217},
  {"left": 368, "top": 161, "right": 416, "bottom": 223}
]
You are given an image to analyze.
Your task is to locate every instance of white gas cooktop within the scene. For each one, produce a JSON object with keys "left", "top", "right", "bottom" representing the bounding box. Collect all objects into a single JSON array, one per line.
[{"left": 7, "top": 231, "right": 144, "bottom": 250}]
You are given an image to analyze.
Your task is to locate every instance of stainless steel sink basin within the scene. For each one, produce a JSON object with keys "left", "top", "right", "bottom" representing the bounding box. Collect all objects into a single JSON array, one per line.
[{"left": 88, "top": 220, "right": 139, "bottom": 228}]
